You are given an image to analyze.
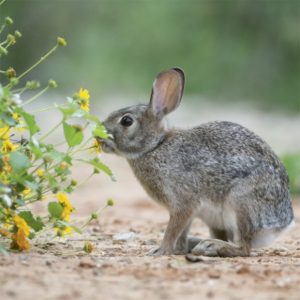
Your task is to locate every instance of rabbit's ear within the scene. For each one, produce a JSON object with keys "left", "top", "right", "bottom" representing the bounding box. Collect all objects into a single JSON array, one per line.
[{"left": 150, "top": 68, "right": 185, "bottom": 118}]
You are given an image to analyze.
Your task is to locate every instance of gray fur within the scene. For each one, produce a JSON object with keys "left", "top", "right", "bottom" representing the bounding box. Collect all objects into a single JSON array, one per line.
[{"left": 100, "top": 68, "right": 294, "bottom": 257}]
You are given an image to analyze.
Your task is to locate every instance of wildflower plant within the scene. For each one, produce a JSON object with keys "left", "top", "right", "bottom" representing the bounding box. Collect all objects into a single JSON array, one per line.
[{"left": 0, "top": 1, "right": 113, "bottom": 252}]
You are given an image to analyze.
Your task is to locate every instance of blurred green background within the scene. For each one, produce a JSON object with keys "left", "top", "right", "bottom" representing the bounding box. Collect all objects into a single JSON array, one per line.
[
  {"left": 1, "top": 0, "right": 300, "bottom": 111},
  {"left": 1, "top": 0, "right": 300, "bottom": 195}
]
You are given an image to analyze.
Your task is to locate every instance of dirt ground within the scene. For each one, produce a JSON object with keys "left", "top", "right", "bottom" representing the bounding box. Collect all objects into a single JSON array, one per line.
[{"left": 0, "top": 155, "right": 300, "bottom": 300}]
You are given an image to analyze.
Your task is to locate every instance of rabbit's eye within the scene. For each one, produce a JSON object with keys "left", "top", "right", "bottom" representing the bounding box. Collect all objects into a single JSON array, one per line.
[{"left": 120, "top": 115, "right": 133, "bottom": 127}]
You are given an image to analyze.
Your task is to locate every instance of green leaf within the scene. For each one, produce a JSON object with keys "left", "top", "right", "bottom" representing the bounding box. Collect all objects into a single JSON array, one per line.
[
  {"left": 14, "top": 198, "right": 26, "bottom": 207},
  {"left": 0, "top": 113, "right": 17, "bottom": 126},
  {"left": 44, "top": 149, "right": 66, "bottom": 163},
  {"left": 18, "top": 211, "right": 44, "bottom": 232},
  {"left": 58, "top": 102, "right": 81, "bottom": 119},
  {"left": 30, "top": 145, "right": 43, "bottom": 159},
  {"left": 9, "top": 151, "right": 31, "bottom": 172},
  {"left": 15, "top": 107, "right": 40, "bottom": 136},
  {"left": 80, "top": 158, "right": 114, "bottom": 179},
  {"left": 48, "top": 202, "right": 63, "bottom": 219},
  {"left": 93, "top": 123, "right": 109, "bottom": 139},
  {"left": 63, "top": 122, "right": 84, "bottom": 147},
  {"left": 24, "top": 180, "right": 39, "bottom": 191},
  {"left": 84, "top": 113, "right": 101, "bottom": 124}
]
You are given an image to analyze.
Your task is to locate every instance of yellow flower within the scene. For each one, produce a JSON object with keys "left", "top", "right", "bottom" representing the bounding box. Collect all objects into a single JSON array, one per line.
[
  {"left": 0, "top": 126, "right": 10, "bottom": 140},
  {"left": 78, "top": 88, "right": 90, "bottom": 112},
  {"left": 59, "top": 162, "right": 68, "bottom": 170},
  {"left": 0, "top": 156, "right": 12, "bottom": 183},
  {"left": 0, "top": 127, "right": 18, "bottom": 153},
  {"left": 22, "top": 188, "right": 31, "bottom": 197},
  {"left": 36, "top": 168, "right": 44, "bottom": 177},
  {"left": 56, "top": 192, "right": 74, "bottom": 221},
  {"left": 92, "top": 138, "right": 102, "bottom": 153},
  {"left": 11, "top": 215, "right": 30, "bottom": 250},
  {"left": 12, "top": 113, "right": 20, "bottom": 121},
  {"left": 13, "top": 215, "right": 30, "bottom": 236},
  {"left": 2, "top": 139, "right": 18, "bottom": 153}
]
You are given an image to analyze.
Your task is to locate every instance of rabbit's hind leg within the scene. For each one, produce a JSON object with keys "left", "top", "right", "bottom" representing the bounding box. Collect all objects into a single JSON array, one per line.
[{"left": 190, "top": 239, "right": 250, "bottom": 257}]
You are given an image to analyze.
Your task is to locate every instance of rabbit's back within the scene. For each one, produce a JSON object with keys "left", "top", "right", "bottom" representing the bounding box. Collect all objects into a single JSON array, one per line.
[{"left": 129, "top": 121, "right": 293, "bottom": 230}]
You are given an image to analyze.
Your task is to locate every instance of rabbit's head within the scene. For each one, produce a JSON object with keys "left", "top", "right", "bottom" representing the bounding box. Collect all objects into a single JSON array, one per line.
[{"left": 100, "top": 68, "right": 185, "bottom": 159}]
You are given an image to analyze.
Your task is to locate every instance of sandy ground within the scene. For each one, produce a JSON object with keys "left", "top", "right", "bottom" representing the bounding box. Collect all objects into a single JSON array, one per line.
[
  {"left": 0, "top": 154, "right": 300, "bottom": 300},
  {"left": 1, "top": 102, "right": 300, "bottom": 300}
]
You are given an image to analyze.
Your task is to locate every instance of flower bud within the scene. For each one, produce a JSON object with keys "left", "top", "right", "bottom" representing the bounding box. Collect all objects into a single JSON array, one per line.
[
  {"left": 5, "top": 17, "right": 13, "bottom": 25},
  {"left": 57, "top": 37, "right": 67, "bottom": 47},
  {"left": 106, "top": 199, "right": 114, "bottom": 206},
  {"left": 48, "top": 79, "right": 57, "bottom": 88},
  {"left": 91, "top": 213, "right": 98, "bottom": 220},
  {"left": 26, "top": 80, "right": 40, "bottom": 89},
  {"left": 93, "top": 168, "right": 100, "bottom": 174},
  {"left": 37, "top": 168, "right": 44, "bottom": 177},
  {"left": 6, "top": 67, "right": 16, "bottom": 78},
  {"left": 10, "top": 77, "right": 19, "bottom": 86},
  {"left": 56, "top": 230, "right": 63, "bottom": 237},
  {"left": 14, "top": 30, "right": 22, "bottom": 38},
  {"left": 71, "top": 180, "right": 77, "bottom": 186},
  {"left": 7, "top": 34, "right": 16, "bottom": 45},
  {"left": 0, "top": 45, "right": 8, "bottom": 55},
  {"left": 83, "top": 241, "right": 94, "bottom": 253}
]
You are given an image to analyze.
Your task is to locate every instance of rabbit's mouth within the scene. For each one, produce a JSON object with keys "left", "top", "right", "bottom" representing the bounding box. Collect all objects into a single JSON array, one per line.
[{"left": 96, "top": 137, "right": 116, "bottom": 154}]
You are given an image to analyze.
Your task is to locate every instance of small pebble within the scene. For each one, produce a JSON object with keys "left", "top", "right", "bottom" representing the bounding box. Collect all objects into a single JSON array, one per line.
[
  {"left": 79, "top": 257, "right": 96, "bottom": 268},
  {"left": 113, "top": 232, "right": 136, "bottom": 241}
]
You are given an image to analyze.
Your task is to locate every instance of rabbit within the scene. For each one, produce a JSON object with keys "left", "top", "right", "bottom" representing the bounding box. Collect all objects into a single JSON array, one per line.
[{"left": 99, "top": 67, "right": 294, "bottom": 257}]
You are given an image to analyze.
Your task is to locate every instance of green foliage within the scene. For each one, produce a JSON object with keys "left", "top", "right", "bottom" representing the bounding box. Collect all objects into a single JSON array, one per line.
[
  {"left": 281, "top": 153, "right": 300, "bottom": 196},
  {"left": 63, "top": 122, "right": 84, "bottom": 147},
  {"left": 18, "top": 211, "right": 44, "bottom": 232},
  {"left": 15, "top": 108, "right": 40, "bottom": 136},
  {"left": 9, "top": 151, "right": 31, "bottom": 172},
  {"left": 3, "top": 0, "right": 300, "bottom": 111},
  {"left": 0, "top": 2, "right": 113, "bottom": 251},
  {"left": 48, "top": 202, "right": 63, "bottom": 219}
]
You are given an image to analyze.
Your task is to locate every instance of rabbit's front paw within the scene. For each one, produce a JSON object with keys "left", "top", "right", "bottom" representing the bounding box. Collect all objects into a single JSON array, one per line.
[{"left": 147, "top": 247, "right": 173, "bottom": 256}]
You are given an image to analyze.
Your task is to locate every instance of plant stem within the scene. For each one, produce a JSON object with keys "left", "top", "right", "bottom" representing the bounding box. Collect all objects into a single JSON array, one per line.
[
  {"left": 21, "top": 86, "right": 49, "bottom": 106},
  {"left": 30, "top": 105, "right": 56, "bottom": 114},
  {"left": 17, "top": 44, "right": 58, "bottom": 81},
  {"left": 76, "top": 172, "right": 94, "bottom": 188},
  {"left": 0, "top": 0, "right": 6, "bottom": 6},
  {"left": 69, "top": 136, "right": 93, "bottom": 156},
  {"left": 39, "top": 119, "right": 63, "bottom": 142},
  {"left": 31, "top": 102, "right": 68, "bottom": 114},
  {"left": 53, "top": 140, "right": 67, "bottom": 147},
  {"left": 18, "top": 86, "right": 28, "bottom": 95},
  {"left": 80, "top": 204, "right": 108, "bottom": 230},
  {"left": 4, "top": 40, "right": 12, "bottom": 50}
]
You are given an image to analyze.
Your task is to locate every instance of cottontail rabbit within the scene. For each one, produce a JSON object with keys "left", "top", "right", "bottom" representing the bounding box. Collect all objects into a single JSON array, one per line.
[{"left": 99, "top": 68, "right": 294, "bottom": 257}]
